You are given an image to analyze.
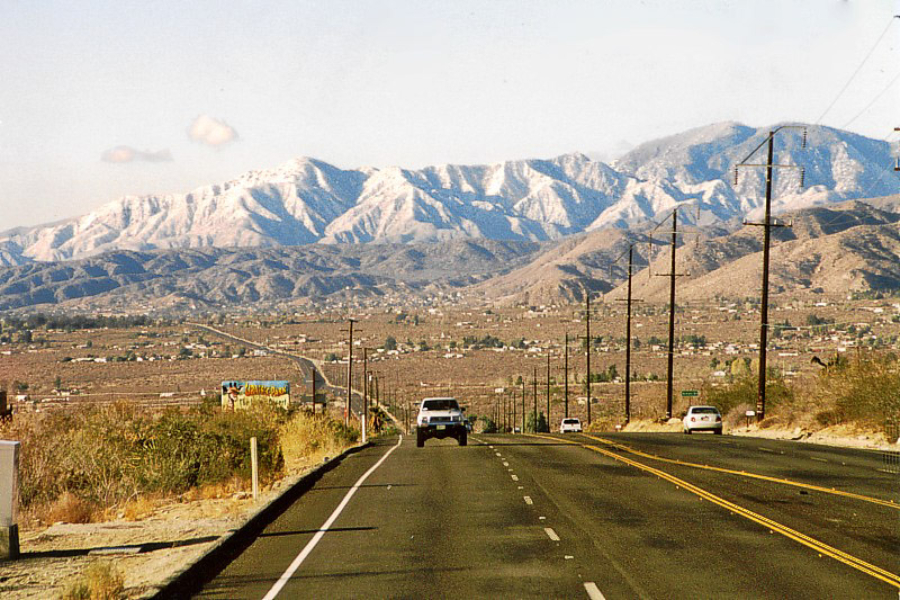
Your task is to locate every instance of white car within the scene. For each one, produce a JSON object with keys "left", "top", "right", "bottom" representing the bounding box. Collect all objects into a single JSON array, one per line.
[
  {"left": 560, "top": 417, "right": 582, "bottom": 433},
  {"left": 682, "top": 405, "right": 723, "bottom": 435}
]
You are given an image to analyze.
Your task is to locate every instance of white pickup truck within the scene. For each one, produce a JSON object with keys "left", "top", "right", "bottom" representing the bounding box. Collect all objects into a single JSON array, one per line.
[{"left": 416, "top": 397, "right": 467, "bottom": 447}]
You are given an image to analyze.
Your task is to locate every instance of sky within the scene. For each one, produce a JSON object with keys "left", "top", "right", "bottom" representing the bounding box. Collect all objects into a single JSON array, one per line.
[{"left": 1, "top": 0, "right": 898, "bottom": 229}]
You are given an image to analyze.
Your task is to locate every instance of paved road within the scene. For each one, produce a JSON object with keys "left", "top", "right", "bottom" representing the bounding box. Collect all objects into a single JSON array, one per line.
[{"left": 196, "top": 433, "right": 899, "bottom": 599}]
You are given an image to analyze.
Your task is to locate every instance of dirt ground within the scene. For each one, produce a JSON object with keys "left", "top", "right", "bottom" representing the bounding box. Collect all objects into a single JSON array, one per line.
[
  {"left": 0, "top": 464, "right": 320, "bottom": 600},
  {"left": 0, "top": 426, "right": 895, "bottom": 599}
]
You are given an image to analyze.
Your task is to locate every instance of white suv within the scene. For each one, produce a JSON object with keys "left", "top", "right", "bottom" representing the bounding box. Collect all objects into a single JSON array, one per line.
[{"left": 416, "top": 397, "right": 467, "bottom": 447}]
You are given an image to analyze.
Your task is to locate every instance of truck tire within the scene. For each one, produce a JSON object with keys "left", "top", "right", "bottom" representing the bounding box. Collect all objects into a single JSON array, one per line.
[
  {"left": 458, "top": 432, "right": 467, "bottom": 446},
  {"left": 416, "top": 430, "right": 425, "bottom": 447}
]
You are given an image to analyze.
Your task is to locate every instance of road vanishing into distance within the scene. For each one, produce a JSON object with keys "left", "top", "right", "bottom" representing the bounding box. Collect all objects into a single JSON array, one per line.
[{"left": 194, "top": 432, "right": 899, "bottom": 599}]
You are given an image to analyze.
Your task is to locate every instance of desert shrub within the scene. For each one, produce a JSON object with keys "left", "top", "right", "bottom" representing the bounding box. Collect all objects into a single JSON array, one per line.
[
  {"left": 0, "top": 401, "right": 298, "bottom": 518},
  {"left": 817, "top": 354, "right": 900, "bottom": 431},
  {"left": 703, "top": 372, "right": 793, "bottom": 419},
  {"left": 62, "top": 561, "right": 124, "bottom": 600}
]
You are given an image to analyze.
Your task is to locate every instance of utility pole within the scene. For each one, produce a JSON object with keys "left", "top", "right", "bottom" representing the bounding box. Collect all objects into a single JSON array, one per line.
[
  {"left": 625, "top": 246, "right": 634, "bottom": 424},
  {"left": 362, "top": 348, "right": 373, "bottom": 444},
  {"left": 564, "top": 333, "right": 569, "bottom": 418},
  {"left": 578, "top": 290, "right": 594, "bottom": 425},
  {"left": 342, "top": 318, "right": 357, "bottom": 425},
  {"left": 546, "top": 352, "right": 551, "bottom": 431},
  {"left": 666, "top": 209, "right": 677, "bottom": 421},
  {"left": 512, "top": 389, "right": 517, "bottom": 433},
  {"left": 521, "top": 377, "right": 526, "bottom": 433},
  {"left": 532, "top": 366, "right": 538, "bottom": 432},
  {"left": 311, "top": 365, "right": 317, "bottom": 414},
  {"left": 736, "top": 126, "right": 805, "bottom": 422}
]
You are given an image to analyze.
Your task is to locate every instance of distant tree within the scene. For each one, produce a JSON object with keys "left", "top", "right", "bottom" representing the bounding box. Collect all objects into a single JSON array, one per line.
[
  {"left": 479, "top": 416, "right": 498, "bottom": 433},
  {"left": 525, "top": 411, "right": 548, "bottom": 433}
]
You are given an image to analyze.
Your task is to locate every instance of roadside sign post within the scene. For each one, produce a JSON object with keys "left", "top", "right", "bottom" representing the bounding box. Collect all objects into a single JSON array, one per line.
[{"left": 0, "top": 440, "right": 20, "bottom": 560}]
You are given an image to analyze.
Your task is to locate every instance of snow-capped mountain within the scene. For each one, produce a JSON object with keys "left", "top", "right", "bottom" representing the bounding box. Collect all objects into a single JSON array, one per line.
[{"left": 2, "top": 122, "right": 897, "bottom": 266}]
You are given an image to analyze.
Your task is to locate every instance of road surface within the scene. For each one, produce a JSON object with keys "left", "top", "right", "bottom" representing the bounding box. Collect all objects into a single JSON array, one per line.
[{"left": 195, "top": 432, "right": 899, "bottom": 599}]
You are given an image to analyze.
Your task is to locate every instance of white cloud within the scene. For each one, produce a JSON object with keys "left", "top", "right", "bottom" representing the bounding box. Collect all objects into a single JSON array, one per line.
[
  {"left": 187, "top": 115, "right": 239, "bottom": 147},
  {"left": 101, "top": 146, "right": 173, "bottom": 163}
]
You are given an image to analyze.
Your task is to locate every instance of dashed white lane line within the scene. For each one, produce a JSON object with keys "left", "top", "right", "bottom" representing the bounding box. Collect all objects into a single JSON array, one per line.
[
  {"left": 810, "top": 457, "right": 829, "bottom": 463},
  {"left": 511, "top": 474, "right": 519, "bottom": 482},
  {"left": 758, "top": 447, "right": 775, "bottom": 453},
  {"left": 523, "top": 496, "right": 533, "bottom": 505},
  {"left": 544, "top": 527, "right": 560, "bottom": 541},
  {"left": 584, "top": 582, "right": 607, "bottom": 600},
  {"left": 503, "top": 461, "right": 510, "bottom": 466},
  {"left": 496, "top": 452, "right": 503, "bottom": 457},
  {"left": 262, "top": 436, "right": 403, "bottom": 600}
]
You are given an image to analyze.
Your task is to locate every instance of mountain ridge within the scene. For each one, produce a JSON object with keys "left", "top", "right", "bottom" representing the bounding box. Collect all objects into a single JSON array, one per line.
[{"left": 3, "top": 122, "right": 898, "bottom": 267}]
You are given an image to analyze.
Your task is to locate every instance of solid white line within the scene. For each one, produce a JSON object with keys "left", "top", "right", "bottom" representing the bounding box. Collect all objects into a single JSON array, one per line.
[
  {"left": 584, "top": 582, "right": 607, "bottom": 600},
  {"left": 261, "top": 436, "right": 404, "bottom": 600},
  {"left": 810, "top": 457, "right": 828, "bottom": 463},
  {"left": 544, "top": 527, "right": 560, "bottom": 541},
  {"left": 758, "top": 447, "right": 775, "bottom": 453}
]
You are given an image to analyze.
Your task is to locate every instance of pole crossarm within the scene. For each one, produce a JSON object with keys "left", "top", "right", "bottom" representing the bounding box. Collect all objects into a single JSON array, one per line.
[{"left": 733, "top": 126, "right": 806, "bottom": 422}]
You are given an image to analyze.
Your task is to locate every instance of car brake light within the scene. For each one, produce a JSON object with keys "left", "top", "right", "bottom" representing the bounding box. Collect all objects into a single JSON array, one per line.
[
  {"left": 690, "top": 417, "right": 696, "bottom": 422},
  {"left": 716, "top": 416, "right": 722, "bottom": 422}
]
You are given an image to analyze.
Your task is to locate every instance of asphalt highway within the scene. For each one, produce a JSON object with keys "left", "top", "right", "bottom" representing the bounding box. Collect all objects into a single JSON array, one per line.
[{"left": 195, "top": 432, "right": 899, "bottom": 599}]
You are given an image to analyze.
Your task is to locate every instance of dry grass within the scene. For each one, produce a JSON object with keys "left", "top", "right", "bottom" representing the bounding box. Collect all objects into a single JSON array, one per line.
[
  {"left": 43, "top": 492, "right": 96, "bottom": 525},
  {"left": 61, "top": 561, "right": 125, "bottom": 600},
  {"left": 279, "top": 412, "right": 359, "bottom": 472}
]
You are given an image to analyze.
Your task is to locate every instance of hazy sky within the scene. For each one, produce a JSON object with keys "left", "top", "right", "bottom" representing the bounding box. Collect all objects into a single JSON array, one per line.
[{"left": 1, "top": 0, "right": 898, "bottom": 229}]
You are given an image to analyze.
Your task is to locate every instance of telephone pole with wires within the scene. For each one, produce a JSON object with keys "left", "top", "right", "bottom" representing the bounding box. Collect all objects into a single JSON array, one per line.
[
  {"left": 577, "top": 287, "right": 596, "bottom": 425},
  {"left": 648, "top": 209, "right": 691, "bottom": 420},
  {"left": 610, "top": 243, "right": 646, "bottom": 424},
  {"left": 340, "top": 318, "right": 359, "bottom": 425},
  {"left": 735, "top": 126, "right": 806, "bottom": 422}
]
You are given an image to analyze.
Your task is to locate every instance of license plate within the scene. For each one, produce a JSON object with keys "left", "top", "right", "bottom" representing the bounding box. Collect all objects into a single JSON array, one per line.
[
  {"left": 701, "top": 416, "right": 709, "bottom": 421},
  {"left": 437, "top": 425, "right": 446, "bottom": 430}
]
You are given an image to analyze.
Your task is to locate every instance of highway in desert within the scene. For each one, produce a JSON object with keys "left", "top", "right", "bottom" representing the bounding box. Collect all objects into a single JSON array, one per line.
[{"left": 193, "top": 432, "right": 899, "bottom": 599}]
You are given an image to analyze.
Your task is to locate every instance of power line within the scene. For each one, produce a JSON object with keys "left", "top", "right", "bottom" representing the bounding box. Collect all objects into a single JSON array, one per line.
[
  {"left": 840, "top": 69, "right": 900, "bottom": 129},
  {"left": 814, "top": 16, "right": 898, "bottom": 125}
]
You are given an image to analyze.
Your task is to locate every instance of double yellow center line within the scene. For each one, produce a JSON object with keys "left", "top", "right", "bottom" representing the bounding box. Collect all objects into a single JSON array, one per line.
[
  {"left": 582, "top": 434, "right": 899, "bottom": 511},
  {"left": 530, "top": 433, "right": 900, "bottom": 590}
]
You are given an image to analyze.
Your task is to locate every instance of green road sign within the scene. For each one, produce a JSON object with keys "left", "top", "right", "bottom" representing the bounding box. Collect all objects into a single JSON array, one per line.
[{"left": 681, "top": 390, "right": 699, "bottom": 397}]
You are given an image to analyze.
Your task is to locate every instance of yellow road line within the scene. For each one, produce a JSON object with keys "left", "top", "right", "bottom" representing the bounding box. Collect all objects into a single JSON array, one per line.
[
  {"left": 577, "top": 434, "right": 898, "bottom": 511},
  {"left": 528, "top": 433, "right": 900, "bottom": 590}
]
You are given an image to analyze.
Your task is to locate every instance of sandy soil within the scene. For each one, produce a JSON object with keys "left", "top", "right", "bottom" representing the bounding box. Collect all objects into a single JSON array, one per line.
[{"left": 0, "top": 425, "right": 894, "bottom": 599}]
